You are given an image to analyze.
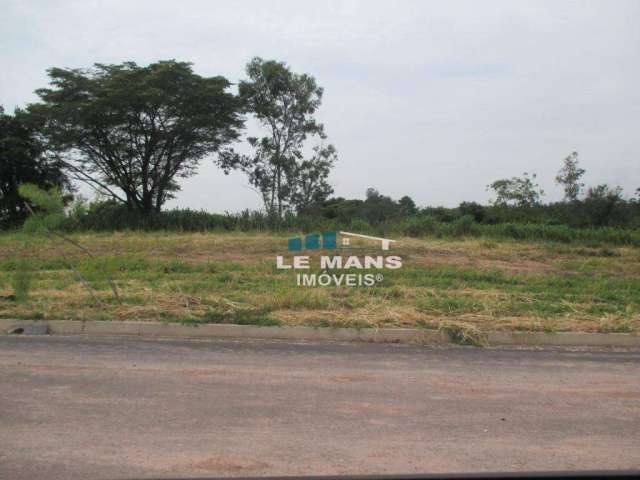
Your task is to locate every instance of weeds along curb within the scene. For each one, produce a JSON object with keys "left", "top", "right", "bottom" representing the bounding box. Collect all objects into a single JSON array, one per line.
[{"left": 1, "top": 318, "right": 639, "bottom": 347}]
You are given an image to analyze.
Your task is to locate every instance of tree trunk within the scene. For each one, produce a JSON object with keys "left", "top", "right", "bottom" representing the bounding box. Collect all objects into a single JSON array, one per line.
[{"left": 276, "top": 164, "right": 282, "bottom": 219}]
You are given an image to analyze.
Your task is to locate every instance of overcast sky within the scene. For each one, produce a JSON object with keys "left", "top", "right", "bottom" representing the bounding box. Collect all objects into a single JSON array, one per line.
[{"left": 2, "top": 0, "right": 639, "bottom": 210}]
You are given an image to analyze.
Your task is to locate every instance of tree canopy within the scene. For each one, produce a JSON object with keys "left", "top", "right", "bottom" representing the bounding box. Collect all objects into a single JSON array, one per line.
[
  {"left": 488, "top": 172, "right": 544, "bottom": 207},
  {"left": 219, "top": 57, "right": 335, "bottom": 219},
  {"left": 0, "top": 107, "right": 69, "bottom": 228},
  {"left": 555, "top": 151, "right": 585, "bottom": 201},
  {"left": 28, "top": 61, "right": 244, "bottom": 214}
]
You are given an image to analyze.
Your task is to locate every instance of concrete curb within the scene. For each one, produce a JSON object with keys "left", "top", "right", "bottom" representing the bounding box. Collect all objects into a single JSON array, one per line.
[
  {"left": 486, "top": 331, "right": 640, "bottom": 348},
  {"left": 0, "top": 318, "right": 638, "bottom": 348}
]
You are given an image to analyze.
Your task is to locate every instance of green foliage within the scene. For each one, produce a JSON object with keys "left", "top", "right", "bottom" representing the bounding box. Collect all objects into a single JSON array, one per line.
[
  {"left": 65, "top": 200, "right": 235, "bottom": 231},
  {"left": 477, "top": 223, "right": 639, "bottom": 245},
  {"left": 458, "top": 201, "right": 486, "bottom": 222},
  {"left": 18, "top": 183, "right": 65, "bottom": 232},
  {"left": 219, "top": 57, "right": 335, "bottom": 220},
  {"left": 3, "top": 57, "right": 637, "bottom": 238},
  {"left": 402, "top": 216, "right": 438, "bottom": 237},
  {"left": 17, "top": 184, "right": 122, "bottom": 305},
  {"left": 361, "top": 188, "right": 402, "bottom": 224},
  {"left": 28, "top": 60, "right": 243, "bottom": 215},
  {"left": 11, "top": 262, "right": 32, "bottom": 303},
  {"left": 488, "top": 172, "right": 544, "bottom": 207},
  {"left": 349, "top": 218, "right": 372, "bottom": 234},
  {"left": 555, "top": 151, "right": 585, "bottom": 201},
  {"left": 13, "top": 181, "right": 635, "bottom": 248},
  {"left": 398, "top": 195, "right": 418, "bottom": 215},
  {"left": 587, "top": 184, "right": 623, "bottom": 201},
  {"left": 582, "top": 184, "right": 625, "bottom": 227},
  {"left": 452, "top": 214, "right": 477, "bottom": 237},
  {"left": 290, "top": 144, "right": 337, "bottom": 215},
  {"left": 54, "top": 197, "right": 640, "bottom": 246},
  {"left": 0, "top": 107, "right": 69, "bottom": 229}
]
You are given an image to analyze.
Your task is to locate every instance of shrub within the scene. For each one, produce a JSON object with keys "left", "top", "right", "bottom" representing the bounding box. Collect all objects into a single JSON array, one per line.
[
  {"left": 232, "top": 209, "right": 272, "bottom": 230},
  {"left": 452, "top": 215, "right": 477, "bottom": 237},
  {"left": 402, "top": 216, "right": 439, "bottom": 237},
  {"left": 64, "top": 200, "right": 235, "bottom": 232},
  {"left": 349, "top": 218, "right": 372, "bottom": 233},
  {"left": 458, "top": 201, "right": 486, "bottom": 222},
  {"left": 18, "top": 183, "right": 65, "bottom": 232}
]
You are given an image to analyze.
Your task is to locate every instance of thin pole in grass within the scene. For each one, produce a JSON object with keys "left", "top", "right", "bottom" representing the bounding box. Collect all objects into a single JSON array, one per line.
[
  {"left": 23, "top": 202, "right": 102, "bottom": 306},
  {"left": 21, "top": 193, "right": 122, "bottom": 306},
  {"left": 48, "top": 228, "right": 122, "bottom": 304}
]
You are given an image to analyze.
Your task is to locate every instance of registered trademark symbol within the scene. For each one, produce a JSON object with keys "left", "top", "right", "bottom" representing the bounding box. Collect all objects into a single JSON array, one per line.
[{"left": 375, "top": 273, "right": 384, "bottom": 283}]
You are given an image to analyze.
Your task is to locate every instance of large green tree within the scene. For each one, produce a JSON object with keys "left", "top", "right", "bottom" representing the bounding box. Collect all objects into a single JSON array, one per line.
[
  {"left": 219, "top": 57, "right": 336, "bottom": 219},
  {"left": 0, "top": 107, "right": 69, "bottom": 228},
  {"left": 29, "top": 61, "right": 244, "bottom": 214}
]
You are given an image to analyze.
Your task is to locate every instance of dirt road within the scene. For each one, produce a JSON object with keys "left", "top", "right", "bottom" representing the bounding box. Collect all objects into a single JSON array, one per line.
[{"left": 1, "top": 336, "right": 639, "bottom": 479}]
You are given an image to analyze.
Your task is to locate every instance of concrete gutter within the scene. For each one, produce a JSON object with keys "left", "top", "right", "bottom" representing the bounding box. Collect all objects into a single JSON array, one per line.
[{"left": 0, "top": 318, "right": 638, "bottom": 348}]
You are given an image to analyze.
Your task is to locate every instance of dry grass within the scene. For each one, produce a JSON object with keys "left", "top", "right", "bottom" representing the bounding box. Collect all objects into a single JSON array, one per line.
[{"left": 0, "top": 231, "right": 638, "bottom": 333}]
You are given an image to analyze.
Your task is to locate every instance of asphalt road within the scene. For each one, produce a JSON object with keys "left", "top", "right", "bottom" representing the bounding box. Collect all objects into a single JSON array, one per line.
[{"left": 1, "top": 336, "right": 639, "bottom": 480}]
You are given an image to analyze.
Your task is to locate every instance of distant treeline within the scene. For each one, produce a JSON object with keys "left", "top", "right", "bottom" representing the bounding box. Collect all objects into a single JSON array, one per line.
[
  {"left": 2, "top": 57, "right": 639, "bottom": 240},
  {"left": 60, "top": 190, "right": 640, "bottom": 246}
]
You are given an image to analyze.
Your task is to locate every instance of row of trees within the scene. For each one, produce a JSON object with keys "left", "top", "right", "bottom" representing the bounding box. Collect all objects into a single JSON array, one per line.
[
  {"left": 1, "top": 58, "right": 336, "bottom": 227},
  {"left": 317, "top": 154, "right": 640, "bottom": 228},
  {"left": 487, "top": 151, "right": 638, "bottom": 208},
  {"left": 1, "top": 57, "right": 638, "bottom": 230}
]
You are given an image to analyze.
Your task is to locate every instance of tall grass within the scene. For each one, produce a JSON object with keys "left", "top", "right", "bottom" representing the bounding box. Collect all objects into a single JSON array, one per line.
[
  {"left": 396, "top": 219, "right": 639, "bottom": 246},
  {"left": 11, "top": 269, "right": 32, "bottom": 303},
  {"left": 44, "top": 201, "right": 640, "bottom": 246}
]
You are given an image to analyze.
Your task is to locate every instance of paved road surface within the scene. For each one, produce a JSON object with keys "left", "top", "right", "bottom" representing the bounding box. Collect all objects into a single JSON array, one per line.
[{"left": 1, "top": 335, "right": 639, "bottom": 479}]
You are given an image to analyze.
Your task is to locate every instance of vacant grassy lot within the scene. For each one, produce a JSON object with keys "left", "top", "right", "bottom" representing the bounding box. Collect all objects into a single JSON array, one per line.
[{"left": 0, "top": 231, "right": 638, "bottom": 334}]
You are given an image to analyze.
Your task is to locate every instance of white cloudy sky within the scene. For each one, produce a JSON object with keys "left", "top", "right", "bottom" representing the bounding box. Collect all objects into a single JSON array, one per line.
[{"left": 2, "top": 0, "right": 639, "bottom": 210}]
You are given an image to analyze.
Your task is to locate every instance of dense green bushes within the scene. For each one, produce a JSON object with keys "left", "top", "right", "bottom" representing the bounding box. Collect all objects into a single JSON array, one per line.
[
  {"left": 52, "top": 199, "right": 640, "bottom": 246},
  {"left": 476, "top": 223, "right": 639, "bottom": 245},
  {"left": 400, "top": 216, "right": 439, "bottom": 237},
  {"left": 6, "top": 190, "right": 635, "bottom": 246},
  {"left": 61, "top": 200, "right": 344, "bottom": 234},
  {"left": 64, "top": 201, "right": 235, "bottom": 231},
  {"left": 407, "top": 201, "right": 640, "bottom": 228},
  {"left": 398, "top": 218, "right": 638, "bottom": 245}
]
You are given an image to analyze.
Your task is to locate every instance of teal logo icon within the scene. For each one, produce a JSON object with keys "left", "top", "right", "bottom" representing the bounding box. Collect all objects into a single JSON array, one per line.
[
  {"left": 287, "top": 231, "right": 394, "bottom": 252},
  {"left": 288, "top": 232, "right": 336, "bottom": 252}
]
